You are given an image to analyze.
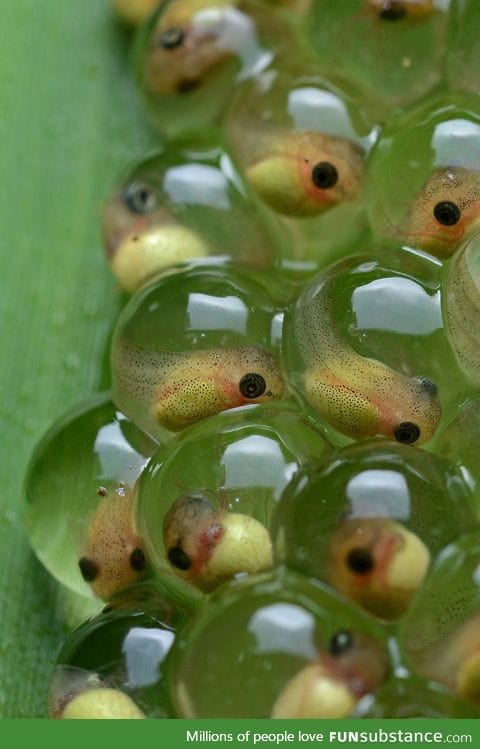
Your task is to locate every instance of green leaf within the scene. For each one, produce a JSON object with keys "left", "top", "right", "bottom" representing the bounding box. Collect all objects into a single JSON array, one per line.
[{"left": 0, "top": 0, "right": 156, "bottom": 717}]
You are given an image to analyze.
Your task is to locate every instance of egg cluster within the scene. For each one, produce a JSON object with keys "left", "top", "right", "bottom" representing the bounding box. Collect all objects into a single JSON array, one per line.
[{"left": 23, "top": 0, "right": 480, "bottom": 719}]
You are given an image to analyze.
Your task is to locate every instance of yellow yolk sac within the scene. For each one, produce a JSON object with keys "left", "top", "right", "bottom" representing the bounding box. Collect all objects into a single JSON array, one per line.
[
  {"left": 144, "top": 0, "right": 241, "bottom": 96},
  {"left": 61, "top": 688, "right": 145, "bottom": 719},
  {"left": 113, "top": 341, "right": 285, "bottom": 433},
  {"left": 163, "top": 494, "right": 273, "bottom": 591},
  {"left": 112, "top": 0, "right": 159, "bottom": 26},
  {"left": 78, "top": 486, "right": 147, "bottom": 600},
  {"left": 246, "top": 130, "right": 364, "bottom": 217},
  {"left": 288, "top": 269, "right": 441, "bottom": 445},
  {"left": 326, "top": 518, "right": 430, "bottom": 620},
  {"left": 111, "top": 225, "right": 208, "bottom": 294},
  {"left": 445, "top": 233, "right": 480, "bottom": 386},
  {"left": 366, "top": 0, "right": 434, "bottom": 21},
  {"left": 401, "top": 167, "right": 480, "bottom": 258},
  {"left": 272, "top": 630, "right": 389, "bottom": 718}
]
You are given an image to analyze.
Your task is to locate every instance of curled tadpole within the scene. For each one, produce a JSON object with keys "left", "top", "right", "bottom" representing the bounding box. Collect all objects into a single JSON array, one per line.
[
  {"left": 416, "top": 614, "right": 480, "bottom": 705},
  {"left": 366, "top": 0, "right": 434, "bottom": 21},
  {"left": 401, "top": 167, "right": 480, "bottom": 257},
  {"left": 163, "top": 493, "right": 273, "bottom": 591},
  {"left": 114, "top": 341, "right": 285, "bottom": 432},
  {"left": 144, "top": 0, "right": 255, "bottom": 96},
  {"left": 271, "top": 630, "right": 389, "bottom": 718},
  {"left": 326, "top": 517, "right": 430, "bottom": 620},
  {"left": 78, "top": 485, "right": 147, "bottom": 600},
  {"left": 246, "top": 130, "right": 364, "bottom": 217},
  {"left": 293, "top": 271, "right": 441, "bottom": 444}
]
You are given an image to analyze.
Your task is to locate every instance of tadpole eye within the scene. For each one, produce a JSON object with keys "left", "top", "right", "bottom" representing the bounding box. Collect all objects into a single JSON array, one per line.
[
  {"left": 239, "top": 372, "right": 267, "bottom": 399},
  {"left": 416, "top": 376, "right": 438, "bottom": 396},
  {"left": 311, "top": 161, "right": 338, "bottom": 190},
  {"left": 158, "top": 26, "right": 185, "bottom": 50},
  {"left": 378, "top": 1, "right": 407, "bottom": 20},
  {"left": 129, "top": 547, "right": 146, "bottom": 572},
  {"left": 78, "top": 557, "right": 99, "bottom": 582},
  {"left": 394, "top": 421, "right": 421, "bottom": 444},
  {"left": 122, "top": 182, "right": 156, "bottom": 214},
  {"left": 346, "top": 548, "right": 374, "bottom": 574},
  {"left": 167, "top": 545, "right": 192, "bottom": 571},
  {"left": 433, "top": 200, "right": 461, "bottom": 227},
  {"left": 329, "top": 630, "right": 354, "bottom": 656}
]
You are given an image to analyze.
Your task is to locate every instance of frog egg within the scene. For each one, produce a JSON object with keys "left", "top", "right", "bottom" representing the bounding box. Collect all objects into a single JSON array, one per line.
[
  {"left": 445, "top": 0, "right": 480, "bottom": 96},
  {"left": 135, "top": 403, "right": 332, "bottom": 593},
  {"left": 102, "top": 146, "right": 280, "bottom": 293},
  {"left": 111, "top": 262, "right": 286, "bottom": 440},
  {"left": 401, "top": 532, "right": 480, "bottom": 706},
  {"left": 358, "top": 675, "right": 480, "bottom": 718},
  {"left": 272, "top": 440, "right": 478, "bottom": 621},
  {"left": 132, "top": 0, "right": 294, "bottom": 138},
  {"left": 50, "top": 586, "right": 190, "bottom": 719},
  {"left": 112, "top": 0, "right": 159, "bottom": 26},
  {"left": 307, "top": 0, "right": 449, "bottom": 110},
  {"left": 281, "top": 250, "right": 456, "bottom": 446},
  {"left": 444, "top": 233, "right": 480, "bottom": 386},
  {"left": 23, "top": 393, "right": 158, "bottom": 598},
  {"left": 366, "top": 92, "right": 480, "bottom": 258},
  {"left": 224, "top": 66, "right": 382, "bottom": 272},
  {"left": 437, "top": 397, "right": 480, "bottom": 490},
  {"left": 166, "top": 568, "right": 390, "bottom": 717}
]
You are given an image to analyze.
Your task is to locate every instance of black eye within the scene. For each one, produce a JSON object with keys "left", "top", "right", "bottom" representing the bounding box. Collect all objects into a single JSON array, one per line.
[
  {"left": 394, "top": 421, "right": 421, "bottom": 444},
  {"left": 433, "top": 200, "right": 461, "bottom": 226},
  {"left": 239, "top": 373, "right": 267, "bottom": 399},
  {"left": 311, "top": 162, "right": 338, "bottom": 190},
  {"left": 347, "top": 548, "right": 374, "bottom": 574},
  {"left": 329, "top": 630, "right": 354, "bottom": 656},
  {"left": 78, "top": 557, "right": 98, "bottom": 582},
  {"left": 416, "top": 376, "right": 438, "bottom": 396},
  {"left": 378, "top": 1, "right": 407, "bottom": 20},
  {"left": 129, "top": 547, "right": 146, "bottom": 572},
  {"left": 167, "top": 545, "right": 192, "bottom": 571},
  {"left": 158, "top": 26, "right": 185, "bottom": 50},
  {"left": 122, "top": 182, "right": 156, "bottom": 215}
]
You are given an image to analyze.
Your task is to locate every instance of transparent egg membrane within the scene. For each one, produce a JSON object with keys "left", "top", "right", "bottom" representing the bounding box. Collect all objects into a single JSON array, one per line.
[
  {"left": 132, "top": 0, "right": 296, "bottom": 137},
  {"left": 307, "top": 0, "right": 450, "bottom": 109},
  {"left": 102, "top": 146, "right": 281, "bottom": 293},
  {"left": 366, "top": 93, "right": 480, "bottom": 258},
  {"left": 272, "top": 440, "right": 479, "bottom": 621},
  {"left": 135, "top": 403, "right": 332, "bottom": 592}
]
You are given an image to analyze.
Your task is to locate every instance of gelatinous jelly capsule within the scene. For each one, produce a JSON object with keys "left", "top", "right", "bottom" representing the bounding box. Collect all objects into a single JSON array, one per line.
[
  {"left": 272, "top": 440, "right": 478, "bottom": 620},
  {"left": 359, "top": 676, "right": 479, "bottom": 718},
  {"left": 23, "top": 393, "right": 158, "bottom": 597},
  {"left": 444, "top": 234, "right": 480, "bottom": 385},
  {"left": 366, "top": 93, "right": 480, "bottom": 258},
  {"left": 402, "top": 533, "right": 480, "bottom": 704},
  {"left": 102, "top": 147, "right": 278, "bottom": 293},
  {"left": 137, "top": 404, "right": 331, "bottom": 592},
  {"left": 163, "top": 494, "right": 273, "bottom": 592},
  {"left": 436, "top": 398, "right": 480, "bottom": 487},
  {"left": 283, "top": 253, "right": 443, "bottom": 445},
  {"left": 112, "top": 0, "right": 159, "bottom": 26},
  {"left": 224, "top": 67, "right": 380, "bottom": 270},
  {"left": 111, "top": 262, "right": 285, "bottom": 440},
  {"left": 308, "top": 0, "right": 449, "bottom": 110},
  {"left": 132, "top": 0, "right": 292, "bottom": 137},
  {"left": 51, "top": 588, "right": 188, "bottom": 718},
  {"left": 445, "top": 0, "right": 480, "bottom": 96},
  {"left": 166, "top": 568, "right": 390, "bottom": 717}
]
